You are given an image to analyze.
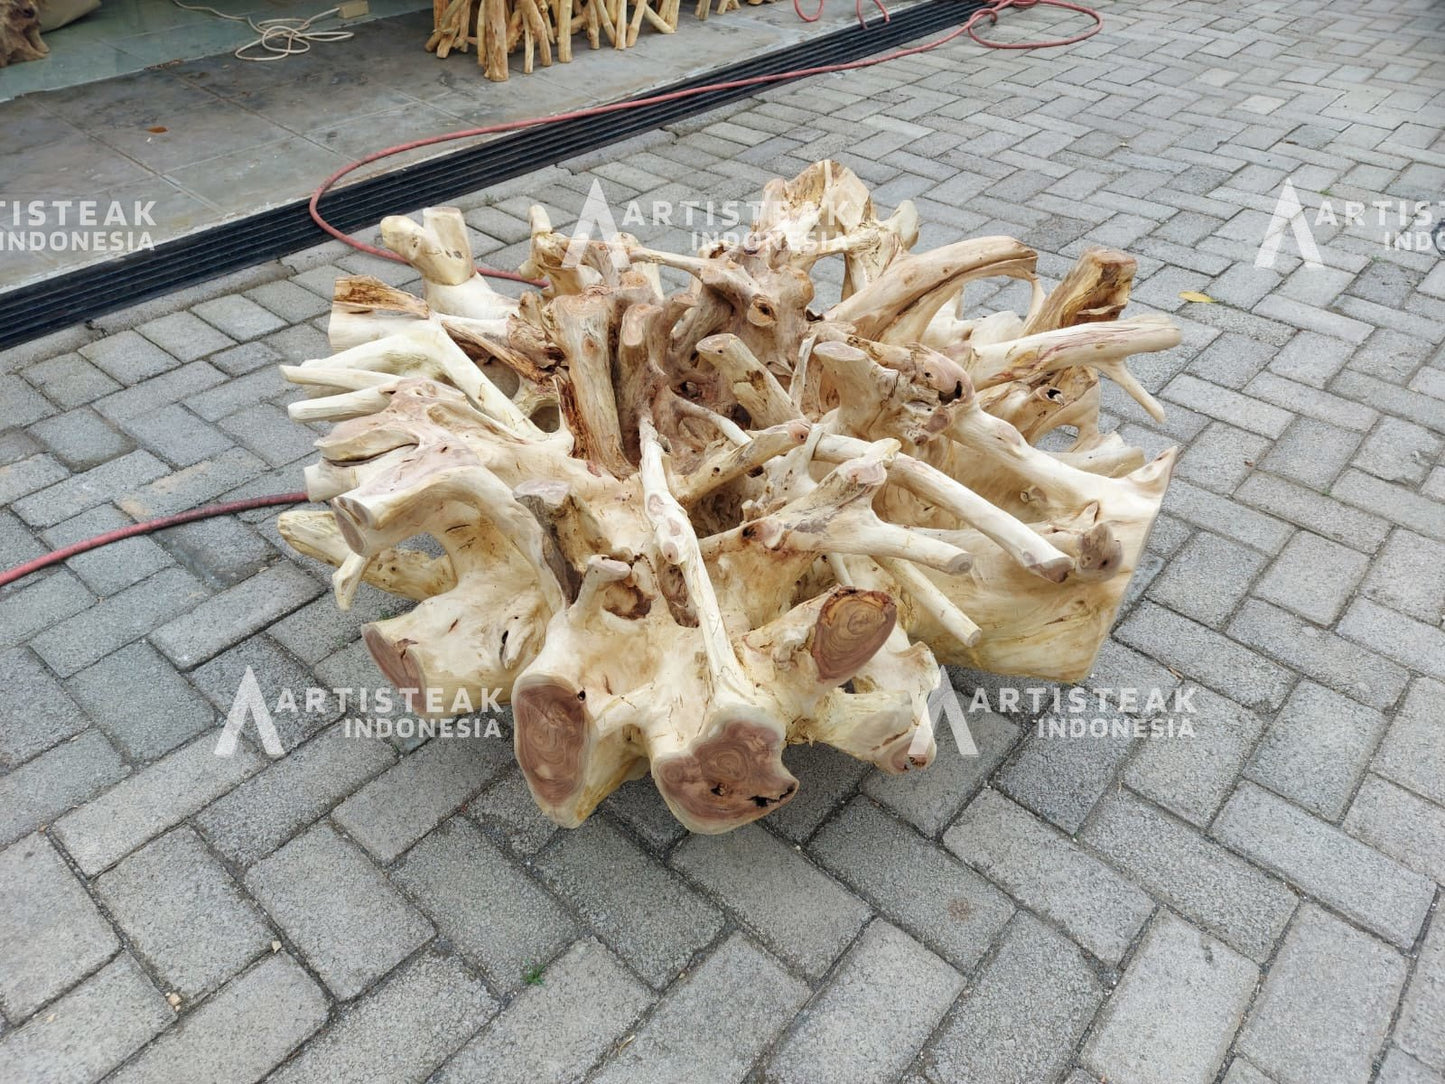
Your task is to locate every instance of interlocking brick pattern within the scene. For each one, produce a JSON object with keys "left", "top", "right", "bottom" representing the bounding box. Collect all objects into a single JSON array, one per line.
[{"left": 1, "top": 0, "right": 1443, "bottom": 1079}]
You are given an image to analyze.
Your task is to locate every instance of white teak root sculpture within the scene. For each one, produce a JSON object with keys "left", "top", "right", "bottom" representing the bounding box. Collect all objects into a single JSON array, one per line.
[{"left": 278, "top": 160, "right": 1179, "bottom": 834}]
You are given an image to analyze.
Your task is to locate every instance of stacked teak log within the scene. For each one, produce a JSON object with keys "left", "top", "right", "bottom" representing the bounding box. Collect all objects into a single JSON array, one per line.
[{"left": 429, "top": 0, "right": 758, "bottom": 79}]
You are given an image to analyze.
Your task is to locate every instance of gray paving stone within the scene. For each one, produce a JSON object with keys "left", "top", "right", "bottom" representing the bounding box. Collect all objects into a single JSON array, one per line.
[
  {"left": 1397, "top": 914, "right": 1445, "bottom": 1073},
  {"left": 1123, "top": 683, "right": 1265, "bottom": 827},
  {"left": 996, "top": 710, "right": 1134, "bottom": 833},
  {"left": 1162, "top": 374, "right": 1293, "bottom": 437},
  {"left": 1082, "top": 791, "right": 1296, "bottom": 961},
  {"left": 245, "top": 280, "right": 331, "bottom": 323},
  {"left": 597, "top": 774, "right": 688, "bottom": 852},
  {"left": 92, "top": 361, "right": 227, "bottom": 424},
  {"left": 30, "top": 566, "right": 208, "bottom": 678},
  {"left": 1083, "top": 912, "right": 1258, "bottom": 1084},
  {"left": 1261, "top": 416, "right": 1363, "bottom": 489},
  {"left": 190, "top": 295, "right": 287, "bottom": 341},
  {"left": 209, "top": 339, "right": 284, "bottom": 377},
  {"left": 268, "top": 590, "right": 406, "bottom": 666},
  {"left": 534, "top": 818, "right": 721, "bottom": 988},
  {"left": 0, "top": 453, "right": 68, "bottom": 506},
  {"left": 1344, "top": 774, "right": 1445, "bottom": 886},
  {"left": 808, "top": 797, "right": 1013, "bottom": 972},
  {"left": 436, "top": 939, "right": 651, "bottom": 1084},
  {"left": 1247, "top": 370, "right": 1381, "bottom": 432},
  {"left": 0, "top": 729, "right": 127, "bottom": 846},
  {"left": 1237, "top": 904, "right": 1407, "bottom": 1084},
  {"left": 28, "top": 408, "right": 134, "bottom": 471},
  {"left": 592, "top": 932, "right": 808, "bottom": 1084},
  {"left": 269, "top": 950, "right": 496, "bottom": 1084},
  {"left": 1356, "top": 417, "right": 1442, "bottom": 486},
  {"left": 218, "top": 402, "right": 319, "bottom": 467},
  {"left": 0, "top": 646, "right": 89, "bottom": 768},
  {"left": 67, "top": 641, "right": 215, "bottom": 760},
  {"left": 119, "top": 403, "right": 233, "bottom": 468},
  {"left": 97, "top": 827, "right": 272, "bottom": 999},
  {"left": 394, "top": 816, "right": 574, "bottom": 991},
  {"left": 1373, "top": 677, "right": 1445, "bottom": 809},
  {"left": 1269, "top": 331, "right": 1354, "bottom": 385},
  {"left": 0, "top": 953, "right": 170, "bottom": 1084},
  {"left": 79, "top": 331, "right": 180, "bottom": 385},
  {"left": 1115, "top": 602, "right": 1294, "bottom": 712},
  {"left": 0, "top": 834, "right": 119, "bottom": 1020},
  {"left": 1173, "top": 421, "right": 1272, "bottom": 494},
  {"left": 196, "top": 723, "right": 394, "bottom": 867},
  {"left": 41, "top": 503, "right": 172, "bottom": 595},
  {"left": 1363, "top": 530, "right": 1445, "bottom": 626},
  {"left": 53, "top": 732, "right": 265, "bottom": 876},
  {"left": 150, "top": 561, "right": 321, "bottom": 669},
  {"left": 922, "top": 913, "right": 1104, "bottom": 1084},
  {"left": 1379, "top": 1048, "right": 1445, "bottom": 1084},
  {"left": 673, "top": 823, "right": 869, "bottom": 980},
  {"left": 469, "top": 768, "right": 559, "bottom": 855},
  {"left": 1228, "top": 599, "right": 1408, "bottom": 710},
  {"left": 1147, "top": 530, "right": 1268, "bottom": 628},
  {"left": 766, "top": 920, "right": 964, "bottom": 1084},
  {"left": 1236, "top": 472, "right": 1391, "bottom": 553},
  {"left": 1333, "top": 469, "right": 1445, "bottom": 543},
  {"left": 1212, "top": 782, "right": 1433, "bottom": 949},
  {"left": 117, "top": 446, "right": 269, "bottom": 518},
  {"left": 945, "top": 789, "right": 1153, "bottom": 964},
  {"left": 1192, "top": 331, "right": 1275, "bottom": 388},
  {"left": 0, "top": 570, "right": 93, "bottom": 648},
  {"left": 135, "top": 311, "right": 236, "bottom": 363},
  {"left": 184, "top": 367, "right": 289, "bottom": 424},
  {"left": 334, "top": 735, "right": 512, "bottom": 863},
  {"left": 1338, "top": 597, "right": 1445, "bottom": 682},
  {"left": 23, "top": 353, "right": 121, "bottom": 408},
  {"left": 862, "top": 699, "right": 1017, "bottom": 837},
  {"left": 765, "top": 740, "right": 871, "bottom": 842},
  {"left": 12, "top": 449, "right": 169, "bottom": 529},
  {"left": 245, "top": 821, "right": 433, "bottom": 999},
  {"left": 1253, "top": 530, "right": 1370, "bottom": 625},
  {"left": 0, "top": 508, "right": 45, "bottom": 568},
  {"left": 108, "top": 952, "right": 326, "bottom": 1084}
]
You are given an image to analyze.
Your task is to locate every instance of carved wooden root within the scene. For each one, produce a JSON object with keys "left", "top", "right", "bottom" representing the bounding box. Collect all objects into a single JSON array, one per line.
[
  {"left": 278, "top": 160, "right": 1180, "bottom": 833},
  {"left": 0, "top": 0, "right": 46, "bottom": 66}
]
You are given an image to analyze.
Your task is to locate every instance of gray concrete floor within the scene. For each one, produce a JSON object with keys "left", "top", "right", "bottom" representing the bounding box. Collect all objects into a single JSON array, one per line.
[{"left": 1, "top": 0, "right": 1444, "bottom": 1081}]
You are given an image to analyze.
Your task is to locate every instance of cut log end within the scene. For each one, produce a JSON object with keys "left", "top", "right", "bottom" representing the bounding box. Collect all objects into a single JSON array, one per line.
[
  {"left": 514, "top": 677, "right": 591, "bottom": 811},
  {"left": 811, "top": 588, "right": 897, "bottom": 681},
  {"left": 653, "top": 719, "right": 798, "bottom": 833}
]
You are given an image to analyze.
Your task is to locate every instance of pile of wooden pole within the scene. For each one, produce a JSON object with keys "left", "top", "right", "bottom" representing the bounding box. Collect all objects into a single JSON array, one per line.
[{"left": 428, "top": 0, "right": 757, "bottom": 79}]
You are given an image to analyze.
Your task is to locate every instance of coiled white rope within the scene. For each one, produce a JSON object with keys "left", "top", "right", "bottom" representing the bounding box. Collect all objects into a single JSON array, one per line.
[{"left": 170, "top": 0, "right": 354, "bottom": 61}]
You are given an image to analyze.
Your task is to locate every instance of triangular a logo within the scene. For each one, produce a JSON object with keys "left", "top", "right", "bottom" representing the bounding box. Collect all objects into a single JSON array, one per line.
[
  {"left": 1256, "top": 178, "right": 1324, "bottom": 270},
  {"left": 562, "top": 179, "right": 629, "bottom": 271},
  {"left": 909, "top": 666, "right": 979, "bottom": 759},
  {"left": 215, "top": 666, "right": 285, "bottom": 758}
]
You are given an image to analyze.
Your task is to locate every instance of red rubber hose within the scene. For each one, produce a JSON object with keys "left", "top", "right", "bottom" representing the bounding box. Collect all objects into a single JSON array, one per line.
[{"left": 0, "top": 492, "right": 310, "bottom": 589}]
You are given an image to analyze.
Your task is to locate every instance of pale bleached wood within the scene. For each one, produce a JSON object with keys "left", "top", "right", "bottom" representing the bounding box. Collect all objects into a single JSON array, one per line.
[{"left": 280, "top": 160, "right": 1181, "bottom": 833}]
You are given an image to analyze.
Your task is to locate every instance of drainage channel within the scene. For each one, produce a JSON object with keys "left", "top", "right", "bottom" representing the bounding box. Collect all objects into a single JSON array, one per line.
[{"left": 0, "top": 0, "right": 983, "bottom": 351}]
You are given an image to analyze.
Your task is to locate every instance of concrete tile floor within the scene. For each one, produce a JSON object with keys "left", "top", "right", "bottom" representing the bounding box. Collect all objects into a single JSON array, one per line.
[{"left": 1, "top": 0, "right": 1444, "bottom": 1081}]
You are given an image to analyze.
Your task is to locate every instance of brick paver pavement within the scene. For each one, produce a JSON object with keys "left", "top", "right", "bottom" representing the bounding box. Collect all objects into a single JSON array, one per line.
[{"left": 1, "top": 0, "right": 1443, "bottom": 1080}]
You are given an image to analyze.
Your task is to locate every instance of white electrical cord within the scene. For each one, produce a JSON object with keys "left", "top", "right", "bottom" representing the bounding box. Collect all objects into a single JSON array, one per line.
[{"left": 170, "top": 0, "right": 355, "bottom": 61}]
